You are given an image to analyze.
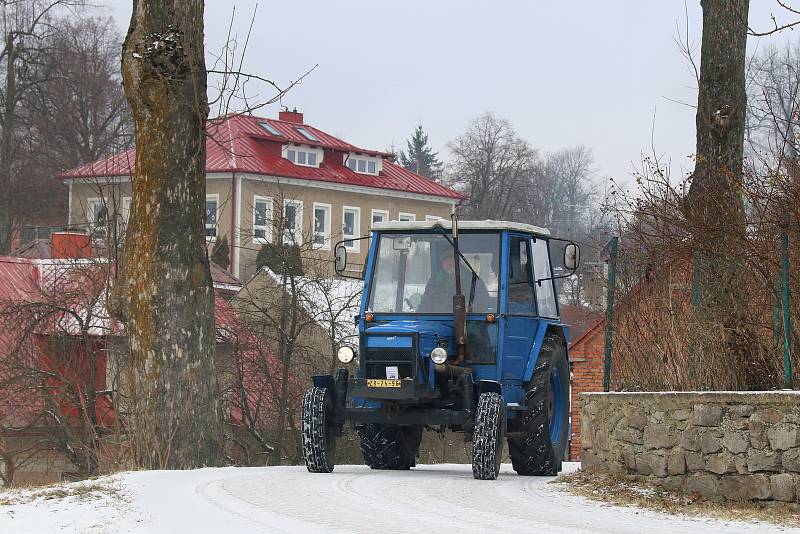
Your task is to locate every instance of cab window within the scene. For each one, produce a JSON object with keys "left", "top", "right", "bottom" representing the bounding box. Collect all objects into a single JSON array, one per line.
[
  {"left": 532, "top": 238, "right": 558, "bottom": 318},
  {"left": 508, "top": 236, "right": 535, "bottom": 314}
]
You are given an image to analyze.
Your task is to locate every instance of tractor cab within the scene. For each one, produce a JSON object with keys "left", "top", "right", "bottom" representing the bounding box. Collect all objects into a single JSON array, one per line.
[{"left": 302, "top": 218, "right": 579, "bottom": 480}]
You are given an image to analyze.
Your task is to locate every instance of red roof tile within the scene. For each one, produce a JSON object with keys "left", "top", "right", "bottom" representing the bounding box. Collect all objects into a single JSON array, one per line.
[{"left": 61, "top": 114, "right": 465, "bottom": 201}]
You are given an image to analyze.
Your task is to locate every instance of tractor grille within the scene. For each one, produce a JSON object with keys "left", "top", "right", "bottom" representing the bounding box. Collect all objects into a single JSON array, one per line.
[{"left": 364, "top": 348, "right": 416, "bottom": 380}]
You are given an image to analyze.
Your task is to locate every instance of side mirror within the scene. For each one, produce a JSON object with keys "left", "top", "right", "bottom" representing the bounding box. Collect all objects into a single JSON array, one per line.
[
  {"left": 335, "top": 244, "right": 347, "bottom": 273},
  {"left": 564, "top": 243, "right": 580, "bottom": 271}
]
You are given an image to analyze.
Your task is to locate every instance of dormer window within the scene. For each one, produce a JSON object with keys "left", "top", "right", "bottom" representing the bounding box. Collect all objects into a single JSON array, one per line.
[
  {"left": 345, "top": 154, "right": 381, "bottom": 175},
  {"left": 282, "top": 144, "right": 322, "bottom": 168},
  {"left": 257, "top": 121, "right": 283, "bottom": 137}
]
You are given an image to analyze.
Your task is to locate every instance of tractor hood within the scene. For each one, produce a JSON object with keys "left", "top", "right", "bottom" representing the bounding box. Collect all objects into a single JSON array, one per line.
[{"left": 365, "top": 320, "right": 453, "bottom": 338}]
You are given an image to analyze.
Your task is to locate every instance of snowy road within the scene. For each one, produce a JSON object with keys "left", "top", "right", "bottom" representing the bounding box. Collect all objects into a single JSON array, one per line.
[{"left": 2, "top": 463, "right": 797, "bottom": 533}]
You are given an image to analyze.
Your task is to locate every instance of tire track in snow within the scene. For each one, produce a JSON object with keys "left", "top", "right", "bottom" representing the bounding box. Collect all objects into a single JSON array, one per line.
[{"left": 208, "top": 464, "right": 797, "bottom": 534}]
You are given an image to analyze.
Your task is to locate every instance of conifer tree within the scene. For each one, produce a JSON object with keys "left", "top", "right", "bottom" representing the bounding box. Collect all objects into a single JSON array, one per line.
[{"left": 399, "top": 124, "right": 443, "bottom": 180}]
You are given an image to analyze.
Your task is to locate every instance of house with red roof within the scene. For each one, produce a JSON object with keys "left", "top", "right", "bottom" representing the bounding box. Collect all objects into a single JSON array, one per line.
[{"left": 61, "top": 110, "right": 465, "bottom": 281}]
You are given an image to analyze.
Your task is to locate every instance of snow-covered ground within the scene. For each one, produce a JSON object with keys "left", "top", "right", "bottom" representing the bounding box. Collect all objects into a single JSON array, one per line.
[{"left": 1, "top": 462, "right": 796, "bottom": 533}]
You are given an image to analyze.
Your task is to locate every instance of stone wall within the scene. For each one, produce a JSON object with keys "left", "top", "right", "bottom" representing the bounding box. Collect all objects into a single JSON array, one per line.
[{"left": 580, "top": 391, "right": 800, "bottom": 503}]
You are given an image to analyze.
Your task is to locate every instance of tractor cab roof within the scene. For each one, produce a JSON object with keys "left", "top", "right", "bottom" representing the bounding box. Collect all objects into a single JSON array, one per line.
[{"left": 372, "top": 219, "right": 551, "bottom": 237}]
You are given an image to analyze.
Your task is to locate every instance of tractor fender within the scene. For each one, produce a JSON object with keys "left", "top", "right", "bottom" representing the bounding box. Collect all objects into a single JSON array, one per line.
[
  {"left": 523, "top": 322, "right": 568, "bottom": 382},
  {"left": 477, "top": 379, "right": 502, "bottom": 396},
  {"left": 312, "top": 374, "right": 336, "bottom": 391}
]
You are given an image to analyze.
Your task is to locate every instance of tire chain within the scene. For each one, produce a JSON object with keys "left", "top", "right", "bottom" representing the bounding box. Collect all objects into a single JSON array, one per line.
[
  {"left": 358, "top": 424, "right": 420, "bottom": 470},
  {"left": 472, "top": 392, "right": 505, "bottom": 480},
  {"left": 301, "top": 387, "right": 334, "bottom": 473}
]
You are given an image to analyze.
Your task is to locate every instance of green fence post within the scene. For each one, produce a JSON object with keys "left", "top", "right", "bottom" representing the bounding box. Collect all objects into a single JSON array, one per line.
[
  {"left": 781, "top": 222, "right": 794, "bottom": 389},
  {"left": 603, "top": 237, "right": 618, "bottom": 392},
  {"left": 689, "top": 252, "right": 702, "bottom": 385}
]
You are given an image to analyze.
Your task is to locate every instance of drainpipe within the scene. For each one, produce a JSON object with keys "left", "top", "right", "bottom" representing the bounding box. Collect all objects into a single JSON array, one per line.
[{"left": 230, "top": 172, "right": 238, "bottom": 277}]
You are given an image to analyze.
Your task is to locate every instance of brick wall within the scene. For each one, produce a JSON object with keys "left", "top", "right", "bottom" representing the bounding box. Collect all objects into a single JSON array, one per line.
[{"left": 569, "top": 320, "right": 605, "bottom": 460}]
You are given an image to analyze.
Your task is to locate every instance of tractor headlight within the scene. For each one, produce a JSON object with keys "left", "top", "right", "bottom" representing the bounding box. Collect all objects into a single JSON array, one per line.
[
  {"left": 337, "top": 346, "right": 355, "bottom": 364},
  {"left": 430, "top": 347, "right": 448, "bottom": 365}
]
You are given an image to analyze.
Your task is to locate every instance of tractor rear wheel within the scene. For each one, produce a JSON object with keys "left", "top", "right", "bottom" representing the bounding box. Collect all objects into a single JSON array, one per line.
[
  {"left": 358, "top": 424, "right": 423, "bottom": 470},
  {"left": 508, "top": 335, "right": 570, "bottom": 476},
  {"left": 471, "top": 392, "right": 506, "bottom": 480},
  {"left": 301, "top": 386, "right": 337, "bottom": 473}
]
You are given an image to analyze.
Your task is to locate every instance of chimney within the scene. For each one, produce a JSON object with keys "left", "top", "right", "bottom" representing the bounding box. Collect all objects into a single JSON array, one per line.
[
  {"left": 51, "top": 232, "right": 92, "bottom": 259},
  {"left": 278, "top": 108, "right": 304, "bottom": 124}
]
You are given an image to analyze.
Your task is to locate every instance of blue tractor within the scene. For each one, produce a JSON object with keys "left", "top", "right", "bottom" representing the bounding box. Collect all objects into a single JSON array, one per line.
[{"left": 301, "top": 218, "right": 580, "bottom": 480}]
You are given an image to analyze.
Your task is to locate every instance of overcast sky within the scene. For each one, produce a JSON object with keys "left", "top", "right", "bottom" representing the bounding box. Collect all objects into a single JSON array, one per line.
[{"left": 99, "top": 1, "right": 797, "bottom": 190}]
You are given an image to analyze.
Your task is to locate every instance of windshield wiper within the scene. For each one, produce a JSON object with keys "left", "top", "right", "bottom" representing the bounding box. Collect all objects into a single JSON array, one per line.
[{"left": 433, "top": 225, "right": 481, "bottom": 311}]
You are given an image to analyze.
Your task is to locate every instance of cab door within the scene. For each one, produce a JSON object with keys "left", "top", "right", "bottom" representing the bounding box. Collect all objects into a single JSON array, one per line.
[{"left": 501, "top": 233, "right": 537, "bottom": 381}]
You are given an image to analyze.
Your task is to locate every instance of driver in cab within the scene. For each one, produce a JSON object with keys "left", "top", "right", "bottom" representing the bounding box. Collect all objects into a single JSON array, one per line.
[{"left": 417, "top": 250, "right": 491, "bottom": 313}]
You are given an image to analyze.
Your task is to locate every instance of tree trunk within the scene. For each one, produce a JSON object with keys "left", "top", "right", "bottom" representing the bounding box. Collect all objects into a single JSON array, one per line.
[
  {"left": 688, "top": 0, "right": 749, "bottom": 223},
  {"left": 0, "top": 32, "right": 17, "bottom": 254},
  {"left": 686, "top": 0, "right": 756, "bottom": 388},
  {"left": 115, "top": 0, "right": 223, "bottom": 468}
]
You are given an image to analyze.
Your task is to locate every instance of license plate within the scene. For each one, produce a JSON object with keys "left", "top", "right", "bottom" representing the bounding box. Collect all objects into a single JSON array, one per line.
[{"left": 367, "top": 379, "right": 401, "bottom": 388}]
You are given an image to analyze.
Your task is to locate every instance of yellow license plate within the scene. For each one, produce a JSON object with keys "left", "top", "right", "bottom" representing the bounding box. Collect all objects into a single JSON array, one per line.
[{"left": 367, "top": 379, "right": 401, "bottom": 388}]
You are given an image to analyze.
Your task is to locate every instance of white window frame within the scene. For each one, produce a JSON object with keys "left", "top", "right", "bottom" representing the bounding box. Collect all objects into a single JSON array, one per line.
[
  {"left": 282, "top": 199, "right": 303, "bottom": 245},
  {"left": 121, "top": 197, "right": 132, "bottom": 222},
  {"left": 425, "top": 215, "right": 443, "bottom": 221},
  {"left": 86, "top": 197, "right": 108, "bottom": 238},
  {"left": 282, "top": 144, "right": 322, "bottom": 168},
  {"left": 252, "top": 195, "right": 273, "bottom": 244},
  {"left": 312, "top": 202, "right": 332, "bottom": 250},
  {"left": 371, "top": 209, "right": 389, "bottom": 227},
  {"left": 206, "top": 194, "right": 219, "bottom": 242},
  {"left": 119, "top": 196, "right": 132, "bottom": 239},
  {"left": 344, "top": 153, "right": 382, "bottom": 175},
  {"left": 342, "top": 206, "right": 361, "bottom": 252},
  {"left": 398, "top": 212, "right": 416, "bottom": 222}
]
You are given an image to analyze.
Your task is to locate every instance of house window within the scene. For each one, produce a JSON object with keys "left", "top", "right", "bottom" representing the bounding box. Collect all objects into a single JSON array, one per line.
[
  {"left": 313, "top": 203, "right": 331, "bottom": 250},
  {"left": 371, "top": 209, "right": 389, "bottom": 226},
  {"left": 253, "top": 196, "right": 272, "bottom": 243},
  {"left": 283, "top": 199, "right": 303, "bottom": 245},
  {"left": 426, "top": 215, "right": 443, "bottom": 222},
  {"left": 206, "top": 196, "right": 219, "bottom": 240},
  {"left": 345, "top": 154, "right": 380, "bottom": 175},
  {"left": 398, "top": 212, "right": 416, "bottom": 222},
  {"left": 87, "top": 198, "right": 108, "bottom": 238},
  {"left": 284, "top": 145, "right": 321, "bottom": 167},
  {"left": 257, "top": 121, "right": 283, "bottom": 136},
  {"left": 342, "top": 206, "right": 360, "bottom": 252}
]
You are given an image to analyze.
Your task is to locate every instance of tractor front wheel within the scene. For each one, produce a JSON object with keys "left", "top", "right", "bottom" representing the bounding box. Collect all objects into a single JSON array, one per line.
[
  {"left": 471, "top": 392, "right": 506, "bottom": 480},
  {"left": 507, "top": 335, "right": 570, "bottom": 476},
  {"left": 301, "top": 386, "right": 337, "bottom": 473}
]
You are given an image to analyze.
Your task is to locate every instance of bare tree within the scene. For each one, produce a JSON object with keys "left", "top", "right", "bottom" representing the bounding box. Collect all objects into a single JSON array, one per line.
[
  {"left": 447, "top": 112, "right": 539, "bottom": 220},
  {"left": 0, "top": 0, "right": 86, "bottom": 252},
  {"left": 29, "top": 16, "right": 132, "bottom": 171},
  {"left": 113, "top": 0, "right": 223, "bottom": 469}
]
